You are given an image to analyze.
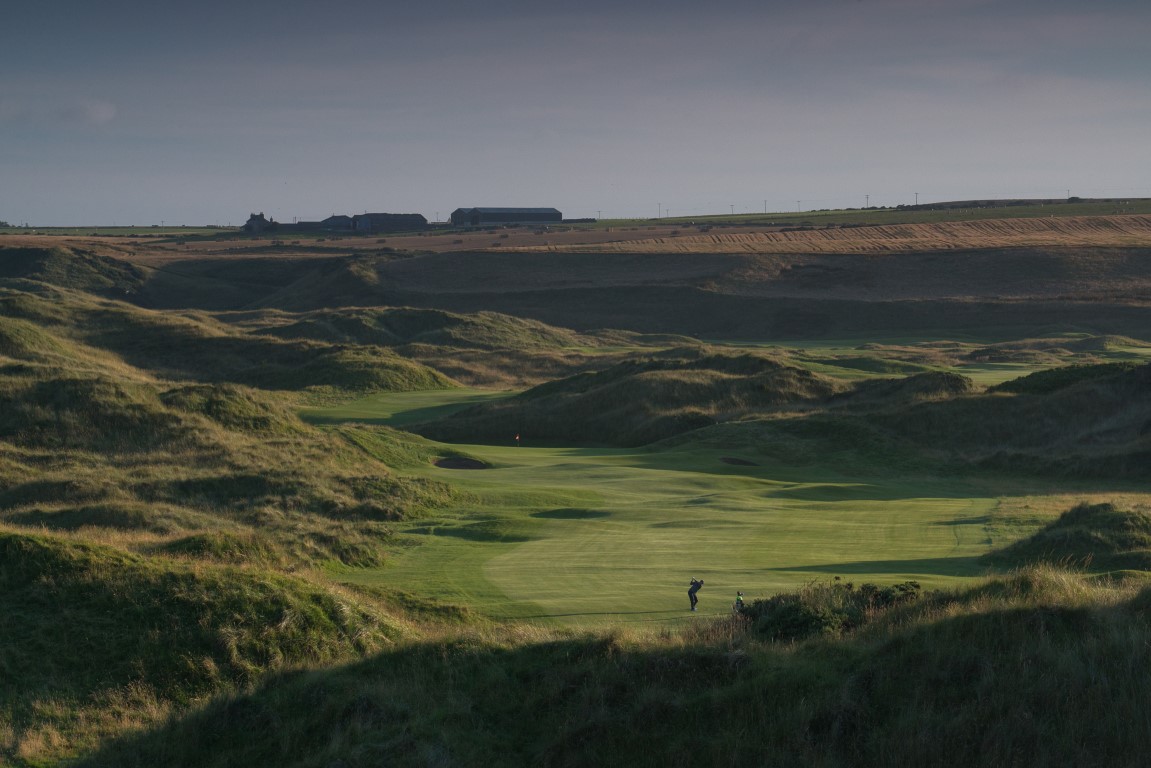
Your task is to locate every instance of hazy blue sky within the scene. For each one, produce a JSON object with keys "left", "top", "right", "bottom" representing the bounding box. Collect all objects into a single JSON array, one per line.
[{"left": 3, "top": 0, "right": 1148, "bottom": 225}]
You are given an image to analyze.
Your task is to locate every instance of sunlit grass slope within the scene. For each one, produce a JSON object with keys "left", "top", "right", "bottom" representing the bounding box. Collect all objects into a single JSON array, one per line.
[
  {"left": 1, "top": 281, "right": 453, "bottom": 394},
  {"left": 0, "top": 279, "right": 473, "bottom": 765},
  {"left": 0, "top": 530, "right": 409, "bottom": 766},
  {"left": 6, "top": 239, "right": 1151, "bottom": 766},
  {"left": 229, "top": 305, "right": 693, "bottom": 387},
  {"left": 411, "top": 348, "right": 847, "bottom": 446},
  {"left": 0, "top": 284, "right": 460, "bottom": 571},
  {"left": 407, "top": 348, "right": 1151, "bottom": 479}
]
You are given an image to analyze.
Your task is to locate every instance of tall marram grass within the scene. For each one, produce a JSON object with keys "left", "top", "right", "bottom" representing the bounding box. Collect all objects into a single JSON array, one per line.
[
  {"left": 0, "top": 530, "right": 414, "bottom": 766},
  {"left": 73, "top": 566, "right": 1151, "bottom": 768}
]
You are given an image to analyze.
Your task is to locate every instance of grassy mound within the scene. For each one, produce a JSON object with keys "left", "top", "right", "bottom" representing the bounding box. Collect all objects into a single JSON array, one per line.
[
  {"left": 160, "top": 383, "right": 308, "bottom": 434},
  {"left": 84, "top": 307, "right": 454, "bottom": 394},
  {"left": 251, "top": 307, "right": 588, "bottom": 350},
  {"left": 413, "top": 350, "right": 846, "bottom": 446},
  {"left": 236, "top": 306, "right": 674, "bottom": 388},
  {"left": 990, "top": 361, "right": 1143, "bottom": 394},
  {"left": 1, "top": 282, "right": 454, "bottom": 395},
  {"left": 837, "top": 370, "right": 976, "bottom": 406},
  {"left": 0, "top": 531, "right": 407, "bottom": 765},
  {"left": 0, "top": 294, "right": 457, "bottom": 566},
  {"left": 154, "top": 531, "right": 287, "bottom": 567},
  {"left": 0, "top": 245, "right": 144, "bottom": 296},
  {"left": 987, "top": 502, "right": 1151, "bottom": 571},
  {"left": 866, "top": 362, "right": 1151, "bottom": 477},
  {"left": 966, "top": 335, "right": 1150, "bottom": 365},
  {"left": 6, "top": 502, "right": 201, "bottom": 535},
  {"left": 672, "top": 362, "right": 1151, "bottom": 478},
  {"left": 75, "top": 567, "right": 1151, "bottom": 768},
  {"left": 0, "top": 376, "right": 186, "bottom": 452}
]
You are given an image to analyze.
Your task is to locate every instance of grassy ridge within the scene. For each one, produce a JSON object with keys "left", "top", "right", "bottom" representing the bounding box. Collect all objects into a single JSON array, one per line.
[
  {"left": 229, "top": 305, "right": 676, "bottom": 387},
  {"left": 411, "top": 354, "right": 1151, "bottom": 480},
  {"left": 412, "top": 348, "right": 846, "bottom": 446},
  {"left": 75, "top": 566, "right": 1151, "bottom": 768},
  {"left": 244, "top": 306, "right": 590, "bottom": 350},
  {"left": 0, "top": 245, "right": 145, "bottom": 297},
  {"left": 0, "top": 284, "right": 461, "bottom": 571},
  {"left": 0, "top": 531, "right": 408, "bottom": 765},
  {"left": 6, "top": 232, "right": 1151, "bottom": 766},
  {"left": 1, "top": 282, "right": 453, "bottom": 394},
  {"left": 0, "top": 277, "right": 471, "bottom": 763},
  {"left": 987, "top": 502, "right": 1151, "bottom": 571}
]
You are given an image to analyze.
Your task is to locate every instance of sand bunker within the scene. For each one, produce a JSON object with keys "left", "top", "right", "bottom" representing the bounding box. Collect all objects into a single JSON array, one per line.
[
  {"left": 434, "top": 457, "right": 490, "bottom": 470},
  {"left": 720, "top": 457, "right": 759, "bottom": 466}
]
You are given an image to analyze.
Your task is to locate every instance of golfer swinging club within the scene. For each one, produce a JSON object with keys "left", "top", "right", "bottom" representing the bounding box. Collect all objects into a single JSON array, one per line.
[{"left": 688, "top": 577, "right": 704, "bottom": 611}]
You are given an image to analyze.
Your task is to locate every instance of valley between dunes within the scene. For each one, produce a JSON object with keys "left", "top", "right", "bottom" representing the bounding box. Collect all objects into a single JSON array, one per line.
[{"left": 5, "top": 210, "right": 1151, "bottom": 766}]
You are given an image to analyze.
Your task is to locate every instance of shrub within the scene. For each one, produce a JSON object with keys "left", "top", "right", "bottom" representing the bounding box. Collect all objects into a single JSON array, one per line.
[{"left": 743, "top": 579, "right": 922, "bottom": 642}]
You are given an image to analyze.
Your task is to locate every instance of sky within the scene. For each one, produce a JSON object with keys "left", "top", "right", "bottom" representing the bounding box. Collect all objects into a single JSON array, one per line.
[{"left": 2, "top": 0, "right": 1149, "bottom": 226}]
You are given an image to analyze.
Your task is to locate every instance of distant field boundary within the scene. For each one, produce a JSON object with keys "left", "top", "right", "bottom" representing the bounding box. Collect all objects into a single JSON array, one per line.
[{"left": 515, "top": 215, "right": 1151, "bottom": 255}]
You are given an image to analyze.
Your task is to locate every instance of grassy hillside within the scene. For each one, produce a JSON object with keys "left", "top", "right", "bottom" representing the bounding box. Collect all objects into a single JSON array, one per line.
[
  {"left": 0, "top": 245, "right": 145, "bottom": 297},
  {"left": 1, "top": 282, "right": 453, "bottom": 395},
  {"left": 0, "top": 283, "right": 462, "bottom": 572},
  {"left": 11, "top": 236, "right": 1151, "bottom": 344},
  {"left": 75, "top": 566, "right": 1151, "bottom": 768},
  {"left": 0, "top": 278, "right": 473, "bottom": 764},
  {"left": 986, "top": 502, "right": 1151, "bottom": 572},
  {"left": 6, "top": 227, "right": 1151, "bottom": 766},
  {"left": 0, "top": 530, "right": 409, "bottom": 766},
  {"left": 411, "top": 348, "right": 847, "bottom": 446},
  {"left": 240, "top": 306, "right": 589, "bottom": 349},
  {"left": 409, "top": 356, "right": 1151, "bottom": 480},
  {"left": 225, "top": 305, "right": 676, "bottom": 387}
]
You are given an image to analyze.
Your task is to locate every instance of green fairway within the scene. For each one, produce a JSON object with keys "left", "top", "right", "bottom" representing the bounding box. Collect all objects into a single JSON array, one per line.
[
  {"left": 315, "top": 389, "right": 1014, "bottom": 628},
  {"left": 300, "top": 388, "right": 516, "bottom": 426}
]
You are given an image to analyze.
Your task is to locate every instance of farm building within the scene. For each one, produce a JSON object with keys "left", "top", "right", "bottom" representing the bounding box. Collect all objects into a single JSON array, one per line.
[
  {"left": 240, "top": 212, "right": 426, "bottom": 235},
  {"left": 242, "top": 213, "right": 276, "bottom": 234},
  {"left": 320, "top": 215, "right": 353, "bottom": 230},
  {"left": 449, "top": 207, "right": 562, "bottom": 227},
  {"left": 352, "top": 213, "right": 428, "bottom": 233}
]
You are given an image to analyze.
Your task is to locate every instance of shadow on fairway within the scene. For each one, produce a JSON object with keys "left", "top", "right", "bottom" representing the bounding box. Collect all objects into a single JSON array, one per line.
[
  {"left": 531, "top": 508, "right": 611, "bottom": 520},
  {"left": 302, "top": 402, "right": 476, "bottom": 426},
  {"left": 513, "top": 610, "right": 687, "bottom": 620},
  {"left": 770, "top": 555, "right": 987, "bottom": 577},
  {"left": 933, "top": 515, "right": 991, "bottom": 526}
]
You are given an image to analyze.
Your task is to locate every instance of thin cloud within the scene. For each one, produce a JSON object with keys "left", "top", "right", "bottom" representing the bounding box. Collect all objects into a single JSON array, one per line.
[{"left": 0, "top": 97, "right": 117, "bottom": 128}]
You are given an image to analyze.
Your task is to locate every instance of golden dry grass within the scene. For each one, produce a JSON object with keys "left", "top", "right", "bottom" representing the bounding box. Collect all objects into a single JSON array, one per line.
[
  {"left": 518, "top": 215, "right": 1151, "bottom": 254},
  {"left": 8, "top": 213, "right": 1151, "bottom": 265}
]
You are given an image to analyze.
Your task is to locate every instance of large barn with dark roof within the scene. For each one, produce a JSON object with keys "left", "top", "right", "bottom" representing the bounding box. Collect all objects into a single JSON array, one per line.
[{"left": 449, "top": 207, "right": 562, "bottom": 227}]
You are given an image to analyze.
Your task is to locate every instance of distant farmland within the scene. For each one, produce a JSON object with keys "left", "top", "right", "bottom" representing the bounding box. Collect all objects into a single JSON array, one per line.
[{"left": 514, "top": 214, "right": 1151, "bottom": 254}]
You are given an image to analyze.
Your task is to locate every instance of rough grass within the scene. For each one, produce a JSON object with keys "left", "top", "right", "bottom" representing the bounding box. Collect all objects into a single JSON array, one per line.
[
  {"left": 0, "top": 285, "right": 459, "bottom": 570},
  {"left": 73, "top": 566, "right": 1151, "bottom": 768},
  {"left": 524, "top": 214, "right": 1151, "bottom": 254},
  {"left": 7, "top": 234, "right": 1151, "bottom": 765},
  {"left": 239, "top": 306, "right": 590, "bottom": 350},
  {"left": 412, "top": 348, "right": 847, "bottom": 446},
  {"left": 986, "top": 502, "right": 1151, "bottom": 571},
  {"left": 0, "top": 530, "right": 410, "bottom": 766},
  {"left": 0, "top": 244, "right": 145, "bottom": 296},
  {"left": 990, "top": 360, "right": 1143, "bottom": 394},
  {"left": 680, "top": 362, "right": 1151, "bottom": 480},
  {"left": 409, "top": 358, "right": 1151, "bottom": 482}
]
